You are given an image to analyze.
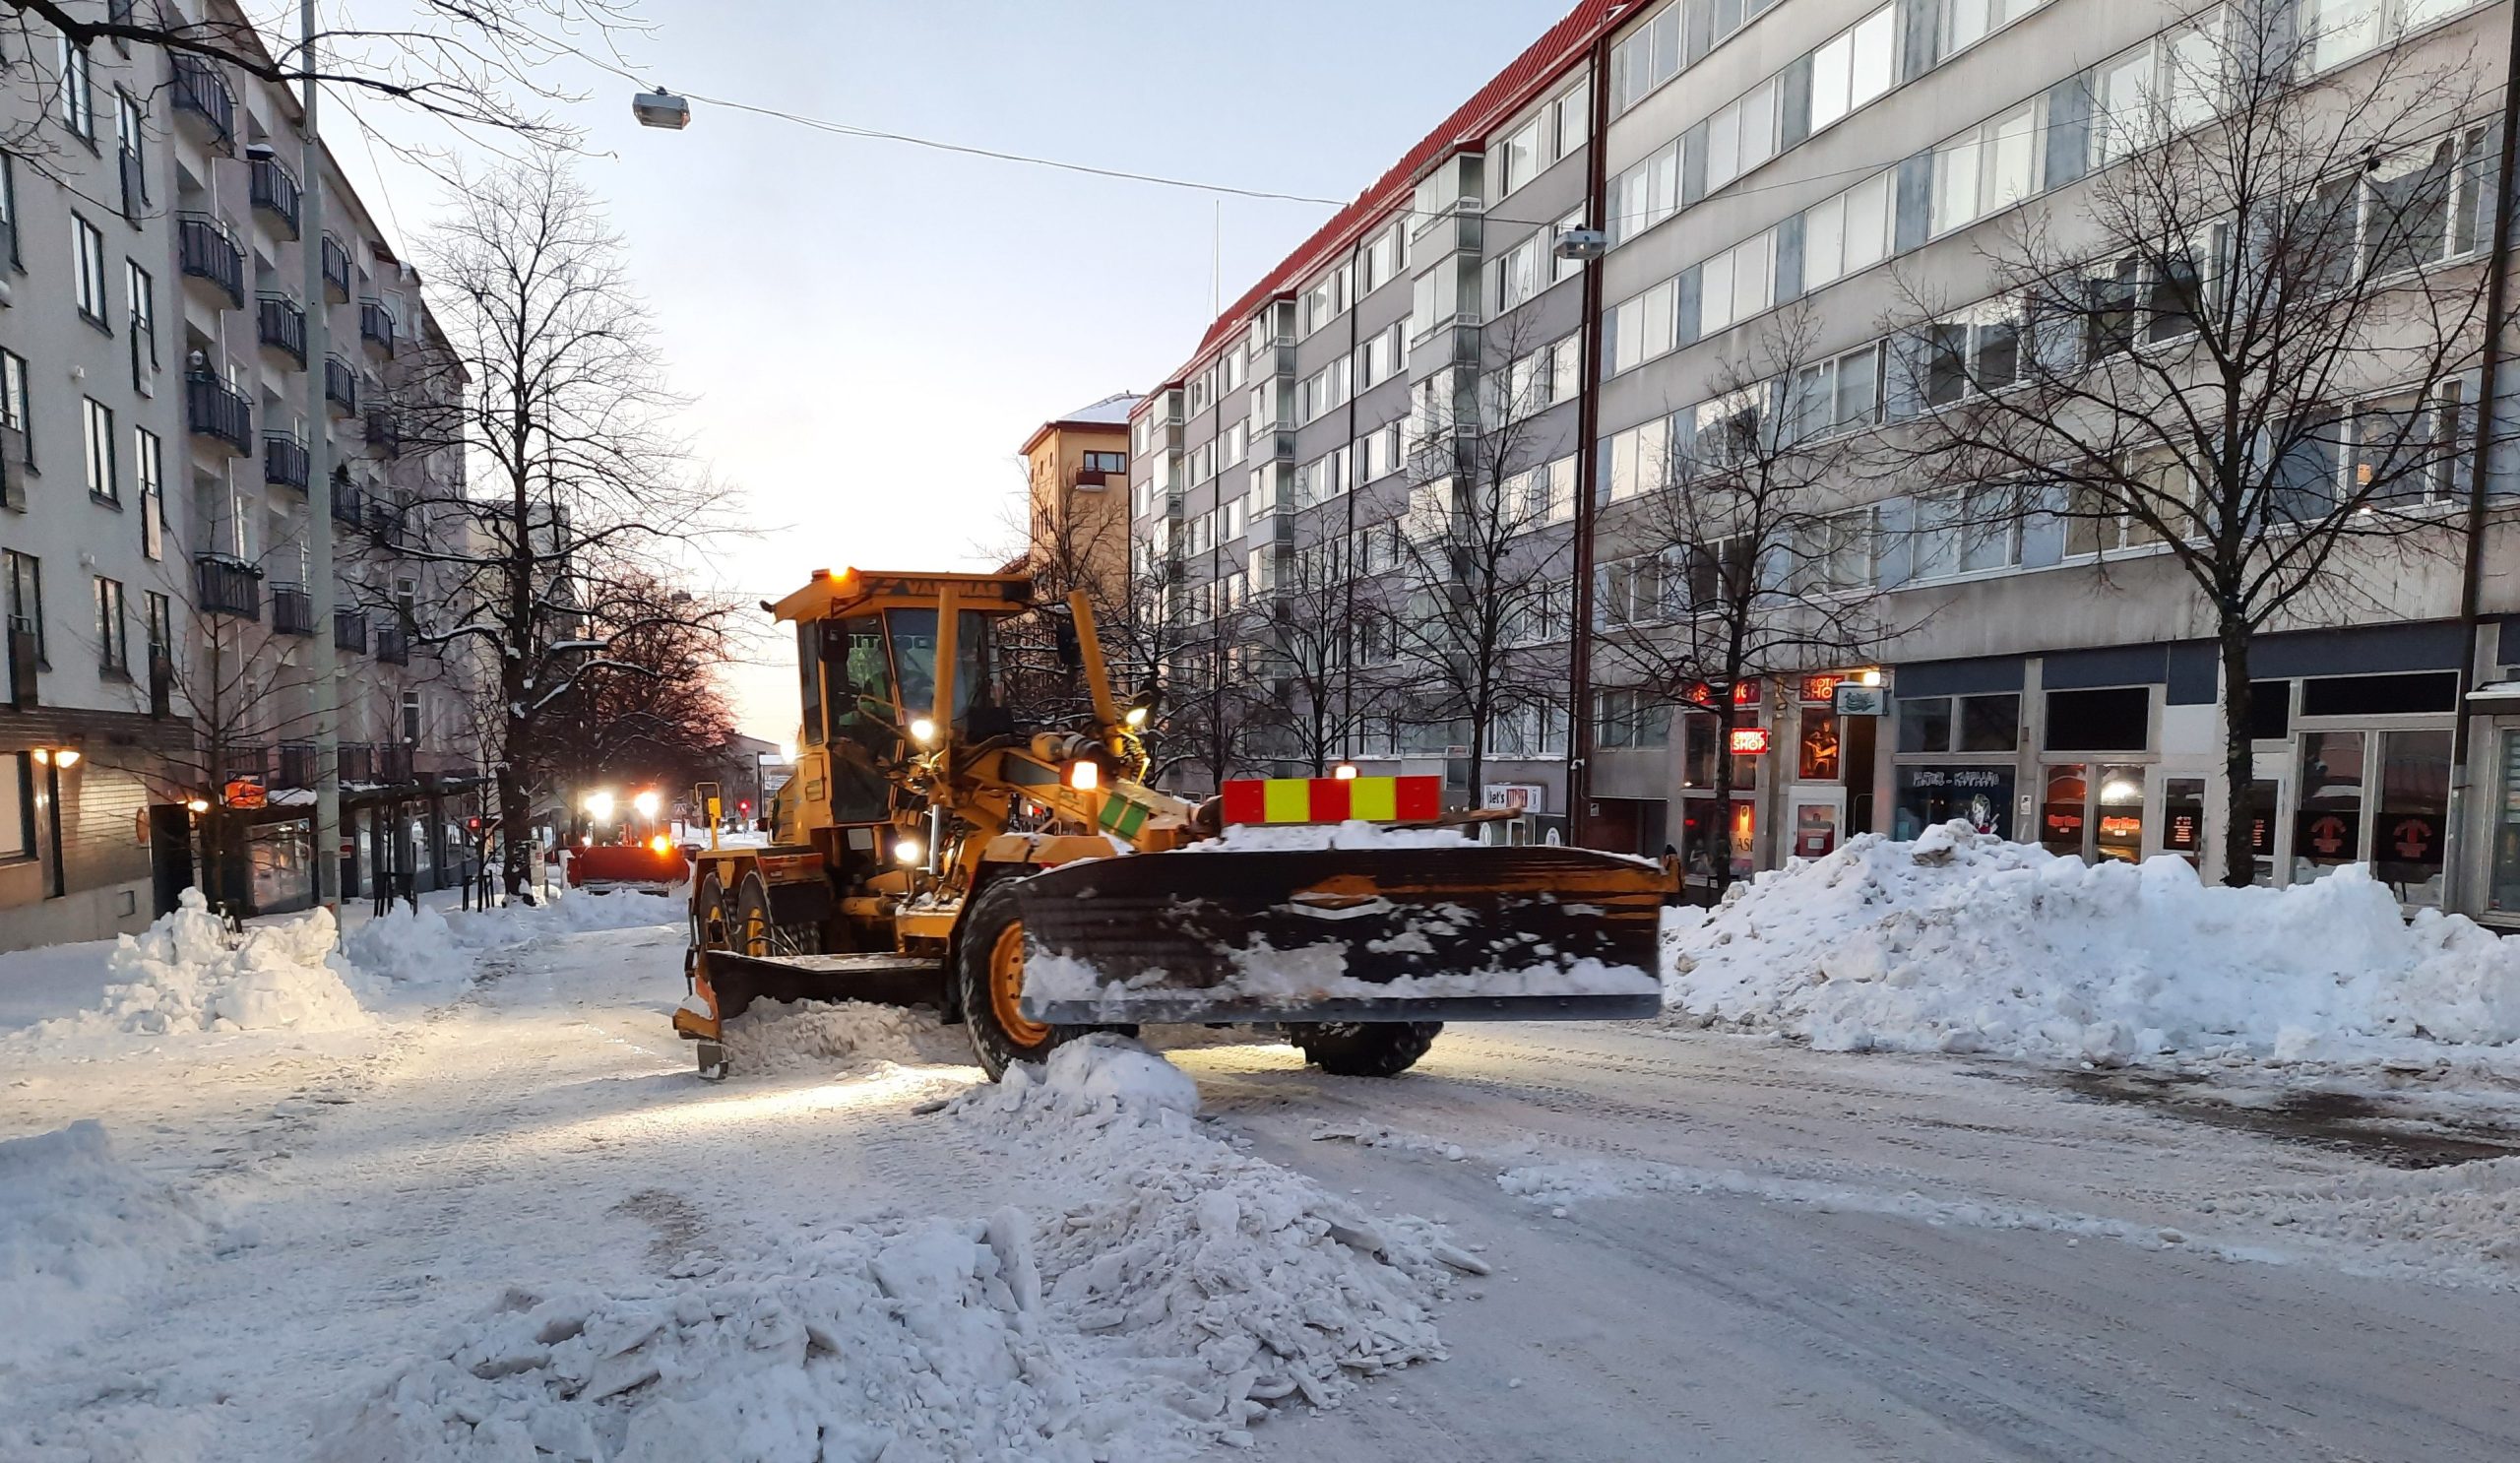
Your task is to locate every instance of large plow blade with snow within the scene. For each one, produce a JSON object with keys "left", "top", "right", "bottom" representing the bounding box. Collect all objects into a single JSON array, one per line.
[{"left": 1015, "top": 846, "right": 1670, "bottom": 1025}]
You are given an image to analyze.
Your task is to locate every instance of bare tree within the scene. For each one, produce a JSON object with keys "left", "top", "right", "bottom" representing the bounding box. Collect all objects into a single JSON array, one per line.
[
  {"left": 408, "top": 153, "right": 722, "bottom": 896},
  {"left": 1388, "top": 313, "right": 1579, "bottom": 807},
  {"left": 533, "top": 564, "right": 739, "bottom": 801},
  {"left": 1882, "top": 0, "right": 2488, "bottom": 884},
  {"left": 1246, "top": 528, "right": 1392, "bottom": 777},
  {"left": 1597, "top": 310, "right": 1897, "bottom": 891}
]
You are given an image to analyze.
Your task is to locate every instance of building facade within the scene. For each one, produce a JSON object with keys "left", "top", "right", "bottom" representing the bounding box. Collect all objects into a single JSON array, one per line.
[
  {"left": 0, "top": 0, "right": 483, "bottom": 948},
  {"left": 1019, "top": 393, "right": 1135, "bottom": 608},
  {"left": 1128, "top": 0, "right": 2520, "bottom": 920}
]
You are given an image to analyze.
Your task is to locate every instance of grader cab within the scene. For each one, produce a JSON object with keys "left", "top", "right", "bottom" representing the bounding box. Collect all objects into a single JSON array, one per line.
[{"left": 675, "top": 567, "right": 1669, "bottom": 1080}]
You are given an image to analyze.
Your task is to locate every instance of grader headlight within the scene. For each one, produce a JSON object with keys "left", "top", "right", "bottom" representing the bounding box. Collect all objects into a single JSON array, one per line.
[{"left": 1067, "top": 760, "right": 1101, "bottom": 792}]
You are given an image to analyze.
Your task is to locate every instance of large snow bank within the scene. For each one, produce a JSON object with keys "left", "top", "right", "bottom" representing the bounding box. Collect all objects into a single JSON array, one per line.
[
  {"left": 1666, "top": 823, "right": 2520, "bottom": 1066},
  {"left": 0, "top": 1121, "right": 211, "bottom": 1368},
  {"left": 63, "top": 889, "right": 374, "bottom": 1036},
  {"left": 324, "top": 1039, "right": 1470, "bottom": 1460}
]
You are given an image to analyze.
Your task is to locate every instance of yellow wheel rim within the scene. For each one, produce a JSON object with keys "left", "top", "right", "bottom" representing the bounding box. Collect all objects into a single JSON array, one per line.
[{"left": 988, "top": 921, "right": 1049, "bottom": 1048}]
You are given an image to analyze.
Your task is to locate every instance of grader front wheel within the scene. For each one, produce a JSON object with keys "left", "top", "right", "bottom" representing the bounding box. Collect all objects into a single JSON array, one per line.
[{"left": 954, "top": 878, "right": 1068, "bottom": 1079}]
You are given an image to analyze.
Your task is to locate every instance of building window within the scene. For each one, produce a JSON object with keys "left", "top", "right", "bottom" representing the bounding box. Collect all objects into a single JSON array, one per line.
[
  {"left": 82, "top": 398, "right": 116, "bottom": 502},
  {"left": 4, "top": 549, "right": 43, "bottom": 663},
  {"left": 58, "top": 35, "right": 94, "bottom": 139},
  {"left": 72, "top": 214, "right": 108, "bottom": 326},
  {"left": 402, "top": 690, "right": 422, "bottom": 743},
  {"left": 2044, "top": 685, "right": 2150, "bottom": 752},
  {"left": 0, "top": 348, "right": 28, "bottom": 455},
  {"left": 0, "top": 151, "right": 18, "bottom": 268},
  {"left": 94, "top": 575, "right": 127, "bottom": 674},
  {"left": 1596, "top": 688, "right": 1673, "bottom": 748},
  {"left": 1082, "top": 450, "right": 1126, "bottom": 474},
  {"left": 144, "top": 590, "right": 170, "bottom": 659},
  {"left": 135, "top": 426, "right": 163, "bottom": 558},
  {"left": 126, "top": 261, "right": 156, "bottom": 381}
]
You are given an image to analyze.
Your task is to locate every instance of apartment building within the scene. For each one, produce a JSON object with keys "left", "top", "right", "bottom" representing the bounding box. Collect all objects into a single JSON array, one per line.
[
  {"left": 1130, "top": 0, "right": 2520, "bottom": 920},
  {"left": 1019, "top": 392, "right": 1136, "bottom": 604},
  {"left": 0, "top": 0, "right": 482, "bottom": 946}
]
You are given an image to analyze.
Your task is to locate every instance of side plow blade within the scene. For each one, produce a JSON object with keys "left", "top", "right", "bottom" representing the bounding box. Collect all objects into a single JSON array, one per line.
[{"left": 1016, "top": 846, "right": 1670, "bottom": 1025}]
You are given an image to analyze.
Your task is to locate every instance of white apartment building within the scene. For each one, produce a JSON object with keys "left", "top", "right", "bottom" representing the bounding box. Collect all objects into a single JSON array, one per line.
[
  {"left": 1131, "top": 0, "right": 2520, "bottom": 922},
  {"left": 0, "top": 0, "right": 483, "bottom": 948}
]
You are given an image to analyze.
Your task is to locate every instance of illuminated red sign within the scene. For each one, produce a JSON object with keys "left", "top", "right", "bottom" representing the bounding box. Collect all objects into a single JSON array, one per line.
[{"left": 1729, "top": 727, "right": 1771, "bottom": 755}]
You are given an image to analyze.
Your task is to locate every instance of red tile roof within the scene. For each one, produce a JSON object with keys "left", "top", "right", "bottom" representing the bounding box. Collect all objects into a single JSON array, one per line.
[{"left": 1134, "top": 0, "right": 1624, "bottom": 420}]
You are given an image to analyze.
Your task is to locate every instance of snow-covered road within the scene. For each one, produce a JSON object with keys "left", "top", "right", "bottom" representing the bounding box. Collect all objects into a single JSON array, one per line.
[
  {"left": 7, "top": 909, "right": 2520, "bottom": 1460},
  {"left": 1177, "top": 1027, "right": 2520, "bottom": 1461}
]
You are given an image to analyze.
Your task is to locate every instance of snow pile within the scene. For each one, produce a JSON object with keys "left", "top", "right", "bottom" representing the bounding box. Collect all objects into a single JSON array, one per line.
[
  {"left": 0, "top": 1121, "right": 211, "bottom": 1368},
  {"left": 63, "top": 889, "right": 373, "bottom": 1036},
  {"left": 716, "top": 999, "right": 974, "bottom": 1076},
  {"left": 1666, "top": 823, "right": 2520, "bottom": 1067},
  {"left": 343, "top": 902, "right": 474, "bottom": 1004},
  {"left": 322, "top": 1039, "right": 1466, "bottom": 1460},
  {"left": 446, "top": 886, "right": 685, "bottom": 947}
]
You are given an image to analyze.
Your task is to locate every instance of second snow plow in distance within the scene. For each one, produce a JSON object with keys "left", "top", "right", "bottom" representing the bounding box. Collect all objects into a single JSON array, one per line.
[{"left": 675, "top": 567, "right": 1668, "bottom": 1079}]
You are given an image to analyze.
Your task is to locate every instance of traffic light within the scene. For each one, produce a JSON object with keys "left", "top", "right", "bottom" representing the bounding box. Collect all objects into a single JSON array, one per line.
[{"left": 737, "top": 798, "right": 751, "bottom": 817}]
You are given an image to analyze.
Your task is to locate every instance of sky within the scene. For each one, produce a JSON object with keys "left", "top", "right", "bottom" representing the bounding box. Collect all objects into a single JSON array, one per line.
[{"left": 328, "top": 0, "right": 1574, "bottom": 744}]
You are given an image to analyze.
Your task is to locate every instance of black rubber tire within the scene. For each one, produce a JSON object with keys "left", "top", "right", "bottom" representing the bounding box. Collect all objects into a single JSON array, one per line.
[
  {"left": 954, "top": 878, "right": 1078, "bottom": 1080},
  {"left": 1289, "top": 1021, "right": 1444, "bottom": 1077},
  {"left": 692, "top": 871, "right": 727, "bottom": 952},
  {"left": 734, "top": 872, "right": 822, "bottom": 957}
]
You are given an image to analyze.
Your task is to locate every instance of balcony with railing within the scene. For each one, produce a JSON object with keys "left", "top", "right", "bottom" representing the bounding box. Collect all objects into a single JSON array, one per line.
[
  {"left": 177, "top": 214, "right": 245, "bottom": 308},
  {"left": 321, "top": 234, "right": 352, "bottom": 302},
  {"left": 378, "top": 742, "right": 413, "bottom": 784},
  {"left": 184, "top": 371, "right": 252, "bottom": 454},
  {"left": 334, "top": 608, "right": 368, "bottom": 654},
  {"left": 358, "top": 299, "right": 396, "bottom": 357},
  {"left": 364, "top": 409, "right": 401, "bottom": 458},
  {"left": 271, "top": 582, "right": 315, "bottom": 636},
  {"left": 170, "top": 52, "right": 234, "bottom": 151},
  {"left": 366, "top": 501, "right": 410, "bottom": 552},
  {"left": 194, "top": 554, "right": 262, "bottom": 619},
  {"left": 339, "top": 741, "right": 375, "bottom": 784},
  {"left": 331, "top": 479, "right": 365, "bottom": 528},
  {"left": 276, "top": 741, "right": 316, "bottom": 790},
  {"left": 248, "top": 153, "right": 301, "bottom": 236},
  {"left": 324, "top": 354, "right": 357, "bottom": 415},
  {"left": 262, "top": 433, "right": 308, "bottom": 492},
  {"left": 374, "top": 621, "right": 410, "bottom": 666},
  {"left": 257, "top": 292, "right": 306, "bottom": 364}
]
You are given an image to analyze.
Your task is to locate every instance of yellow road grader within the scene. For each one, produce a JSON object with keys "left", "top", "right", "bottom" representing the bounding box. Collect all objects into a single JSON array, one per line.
[{"left": 672, "top": 567, "right": 1670, "bottom": 1080}]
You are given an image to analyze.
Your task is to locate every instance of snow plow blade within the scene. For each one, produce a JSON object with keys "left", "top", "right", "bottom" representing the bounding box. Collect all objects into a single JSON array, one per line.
[{"left": 1015, "top": 846, "right": 1670, "bottom": 1025}]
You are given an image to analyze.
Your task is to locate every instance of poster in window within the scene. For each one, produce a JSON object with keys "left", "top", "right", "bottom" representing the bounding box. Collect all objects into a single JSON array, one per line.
[
  {"left": 1797, "top": 714, "right": 1841, "bottom": 780},
  {"left": 2296, "top": 809, "right": 2360, "bottom": 863},
  {"left": 1892, "top": 765, "right": 2013, "bottom": 840},
  {"left": 1794, "top": 802, "right": 1839, "bottom": 859}
]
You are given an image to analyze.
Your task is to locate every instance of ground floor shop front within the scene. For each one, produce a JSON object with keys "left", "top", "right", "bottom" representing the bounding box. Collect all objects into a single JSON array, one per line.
[{"left": 1585, "top": 617, "right": 2520, "bottom": 921}]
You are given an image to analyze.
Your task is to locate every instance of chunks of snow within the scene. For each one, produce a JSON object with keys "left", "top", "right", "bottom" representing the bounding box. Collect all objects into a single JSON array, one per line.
[
  {"left": 60, "top": 889, "right": 375, "bottom": 1037},
  {"left": 715, "top": 999, "right": 972, "bottom": 1076},
  {"left": 1666, "top": 822, "right": 2520, "bottom": 1069},
  {"left": 327, "top": 1039, "right": 1458, "bottom": 1460},
  {"left": 0, "top": 1121, "right": 210, "bottom": 1368}
]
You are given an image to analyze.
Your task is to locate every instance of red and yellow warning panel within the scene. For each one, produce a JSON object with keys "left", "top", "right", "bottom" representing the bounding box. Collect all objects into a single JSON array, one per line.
[{"left": 1219, "top": 775, "right": 1443, "bottom": 826}]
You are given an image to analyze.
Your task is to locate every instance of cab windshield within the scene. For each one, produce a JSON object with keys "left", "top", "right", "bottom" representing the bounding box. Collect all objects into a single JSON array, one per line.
[{"left": 885, "top": 608, "right": 995, "bottom": 728}]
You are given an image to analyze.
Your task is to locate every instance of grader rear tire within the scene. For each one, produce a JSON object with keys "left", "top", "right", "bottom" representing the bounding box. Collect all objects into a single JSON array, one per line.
[
  {"left": 1288, "top": 1021, "right": 1443, "bottom": 1077},
  {"left": 734, "top": 872, "right": 822, "bottom": 957}
]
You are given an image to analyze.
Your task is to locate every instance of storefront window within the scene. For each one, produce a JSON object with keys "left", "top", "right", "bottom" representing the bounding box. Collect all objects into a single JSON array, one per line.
[
  {"left": 1893, "top": 765, "right": 2013, "bottom": 839},
  {"left": 1957, "top": 693, "right": 2020, "bottom": 752},
  {"left": 248, "top": 818, "right": 313, "bottom": 914},
  {"left": 2045, "top": 686, "right": 2150, "bottom": 752},
  {"left": 2246, "top": 777, "right": 2279, "bottom": 885},
  {"left": 2294, "top": 730, "right": 2366, "bottom": 879},
  {"left": 2162, "top": 777, "right": 2205, "bottom": 865},
  {"left": 1797, "top": 713, "right": 1841, "bottom": 780},
  {"left": 2093, "top": 763, "right": 2145, "bottom": 862},
  {"left": 2041, "top": 764, "right": 2088, "bottom": 857},
  {"left": 2374, "top": 729, "right": 2449, "bottom": 908},
  {"left": 2489, "top": 732, "right": 2520, "bottom": 914},
  {"left": 1897, "top": 697, "right": 1952, "bottom": 753}
]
